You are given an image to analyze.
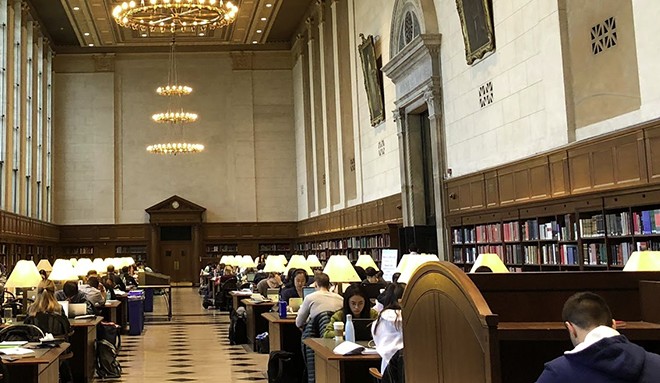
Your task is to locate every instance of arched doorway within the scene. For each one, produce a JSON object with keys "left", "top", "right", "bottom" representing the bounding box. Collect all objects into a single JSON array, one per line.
[{"left": 146, "top": 195, "right": 205, "bottom": 285}]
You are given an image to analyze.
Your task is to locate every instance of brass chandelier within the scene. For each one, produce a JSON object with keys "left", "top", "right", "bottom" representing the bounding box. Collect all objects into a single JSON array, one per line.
[
  {"left": 112, "top": 0, "right": 239, "bottom": 34},
  {"left": 147, "top": 37, "right": 204, "bottom": 155}
]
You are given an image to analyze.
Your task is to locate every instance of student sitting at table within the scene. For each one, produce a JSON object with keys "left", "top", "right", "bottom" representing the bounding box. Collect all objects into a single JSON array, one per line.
[
  {"left": 25, "top": 289, "right": 71, "bottom": 336},
  {"left": 79, "top": 276, "right": 107, "bottom": 307},
  {"left": 295, "top": 273, "right": 342, "bottom": 328},
  {"left": 535, "top": 291, "right": 660, "bottom": 383},
  {"left": 121, "top": 266, "right": 139, "bottom": 290},
  {"left": 56, "top": 281, "right": 95, "bottom": 315},
  {"left": 256, "top": 272, "right": 282, "bottom": 297},
  {"left": 372, "top": 283, "right": 404, "bottom": 374},
  {"left": 280, "top": 269, "right": 308, "bottom": 304},
  {"left": 323, "top": 284, "right": 378, "bottom": 338}
]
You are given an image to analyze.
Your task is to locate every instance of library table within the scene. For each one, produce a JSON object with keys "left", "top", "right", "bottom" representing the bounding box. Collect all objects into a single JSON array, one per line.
[
  {"left": 101, "top": 300, "right": 121, "bottom": 324},
  {"left": 70, "top": 316, "right": 103, "bottom": 383},
  {"left": 261, "top": 311, "right": 301, "bottom": 352},
  {"left": 229, "top": 291, "right": 252, "bottom": 312},
  {"left": 241, "top": 299, "right": 275, "bottom": 350},
  {"left": 303, "top": 338, "right": 381, "bottom": 383},
  {"left": 2, "top": 342, "right": 70, "bottom": 383}
]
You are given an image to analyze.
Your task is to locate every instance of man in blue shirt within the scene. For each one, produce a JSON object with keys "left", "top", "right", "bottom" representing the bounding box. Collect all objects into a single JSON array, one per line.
[{"left": 536, "top": 292, "right": 660, "bottom": 383}]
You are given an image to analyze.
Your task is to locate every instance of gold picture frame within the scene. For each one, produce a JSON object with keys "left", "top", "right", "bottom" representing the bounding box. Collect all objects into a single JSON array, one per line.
[
  {"left": 358, "top": 34, "right": 385, "bottom": 126},
  {"left": 455, "top": 0, "right": 496, "bottom": 65}
]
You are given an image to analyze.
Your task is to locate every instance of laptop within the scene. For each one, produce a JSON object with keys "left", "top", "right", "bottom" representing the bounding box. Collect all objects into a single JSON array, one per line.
[
  {"left": 288, "top": 298, "right": 303, "bottom": 312},
  {"left": 246, "top": 272, "right": 256, "bottom": 283},
  {"left": 68, "top": 303, "right": 87, "bottom": 319},
  {"left": 302, "top": 287, "right": 316, "bottom": 300},
  {"left": 266, "top": 288, "right": 280, "bottom": 302},
  {"left": 352, "top": 318, "right": 374, "bottom": 341},
  {"left": 58, "top": 301, "right": 69, "bottom": 317}
]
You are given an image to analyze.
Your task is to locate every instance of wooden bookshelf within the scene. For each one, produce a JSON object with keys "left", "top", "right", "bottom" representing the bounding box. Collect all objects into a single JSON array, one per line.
[
  {"left": 258, "top": 243, "right": 292, "bottom": 256},
  {"left": 115, "top": 245, "right": 148, "bottom": 262}
]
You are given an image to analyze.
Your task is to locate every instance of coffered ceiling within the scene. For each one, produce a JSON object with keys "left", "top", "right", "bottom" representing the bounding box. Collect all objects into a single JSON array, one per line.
[{"left": 27, "top": 0, "right": 314, "bottom": 52}]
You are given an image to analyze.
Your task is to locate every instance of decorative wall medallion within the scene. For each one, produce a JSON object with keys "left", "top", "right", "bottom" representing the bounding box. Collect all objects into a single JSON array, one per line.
[
  {"left": 378, "top": 140, "right": 386, "bottom": 156},
  {"left": 479, "top": 81, "right": 493, "bottom": 108}
]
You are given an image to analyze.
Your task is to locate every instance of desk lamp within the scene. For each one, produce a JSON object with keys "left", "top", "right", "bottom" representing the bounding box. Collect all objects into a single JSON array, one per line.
[
  {"left": 397, "top": 253, "right": 440, "bottom": 284},
  {"left": 469, "top": 253, "right": 509, "bottom": 273},
  {"left": 49, "top": 259, "right": 78, "bottom": 282},
  {"left": 356, "top": 254, "right": 379, "bottom": 271},
  {"left": 219, "top": 255, "right": 231, "bottom": 265},
  {"left": 36, "top": 259, "right": 53, "bottom": 274},
  {"left": 5, "top": 260, "right": 43, "bottom": 318},
  {"left": 263, "top": 256, "right": 287, "bottom": 273},
  {"left": 92, "top": 258, "right": 106, "bottom": 274},
  {"left": 75, "top": 258, "right": 93, "bottom": 277},
  {"left": 623, "top": 251, "right": 660, "bottom": 271},
  {"left": 323, "top": 255, "right": 361, "bottom": 293},
  {"left": 241, "top": 255, "right": 257, "bottom": 269},
  {"left": 306, "top": 254, "right": 323, "bottom": 268},
  {"left": 286, "top": 255, "right": 313, "bottom": 275}
]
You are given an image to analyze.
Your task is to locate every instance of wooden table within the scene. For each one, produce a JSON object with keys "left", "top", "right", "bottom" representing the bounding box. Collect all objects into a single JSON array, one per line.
[
  {"left": 241, "top": 299, "right": 275, "bottom": 351},
  {"left": 3, "top": 342, "right": 70, "bottom": 383},
  {"left": 115, "top": 295, "right": 129, "bottom": 334},
  {"left": 261, "top": 312, "right": 301, "bottom": 352},
  {"left": 101, "top": 300, "right": 121, "bottom": 323},
  {"left": 303, "top": 338, "right": 381, "bottom": 383},
  {"left": 70, "top": 316, "right": 103, "bottom": 383},
  {"left": 229, "top": 291, "right": 252, "bottom": 312}
]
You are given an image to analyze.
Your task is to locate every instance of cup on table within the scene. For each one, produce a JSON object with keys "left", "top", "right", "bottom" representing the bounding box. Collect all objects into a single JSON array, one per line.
[
  {"left": 3, "top": 307, "right": 12, "bottom": 323},
  {"left": 333, "top": 321, "right": 345, "bottom": 341}
]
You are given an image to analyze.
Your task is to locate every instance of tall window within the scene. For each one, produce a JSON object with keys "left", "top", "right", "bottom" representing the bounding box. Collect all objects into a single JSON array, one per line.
[
  {"left": 45, "top": 49, "right": 53, "bottom": 222},
  {"left": 398, "top": 10, "right": 421, "bottom": 52},
  {"left": 25, "top": 21, "right": 33, "bottom": 216},
  {"left": 12, "top": 0, "right": 21, "bottom": 214},
  {"left": 0, "top": 0, "right": 7, "bottom": 209},
  {"left": 36, "top": 37, "right": 44, "bottom": 219},
  {"left": 420, "top": 111, "right": 436, "bottom": 226}
]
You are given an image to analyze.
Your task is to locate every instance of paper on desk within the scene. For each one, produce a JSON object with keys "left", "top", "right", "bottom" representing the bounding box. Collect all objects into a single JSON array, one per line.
[
  {"left": 333, "top": 341, "right": 365, "bottom": 355},
  {"left": 0, "top": 347, "right": 35, "bottom": 355},
  {"left": 40, "top": 333, "right": 55, "bottom": 342},
  {"left": 0, "top": 341, "right": 27, "bottom": 348},
  {"left": 361, "top": 348, "right": 379, "bottom": 355}
]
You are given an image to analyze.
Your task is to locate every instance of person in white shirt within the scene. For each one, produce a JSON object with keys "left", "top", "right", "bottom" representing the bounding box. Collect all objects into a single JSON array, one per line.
[
  {"left": 371, "top": 283, "right": 405, "bottom": 374},
  {"left": 78, "top": 276, "right": 107, "bottom": 307},
  {"left": 295, "top": 273, "right": 343, "bottom": 328}
]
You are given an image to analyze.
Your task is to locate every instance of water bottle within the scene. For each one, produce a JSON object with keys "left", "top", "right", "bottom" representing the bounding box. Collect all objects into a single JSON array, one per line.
[
  {"left": 344, "top": 314, "right": 355, "bottom": 342},
  {"left": 278, "top": 301, "right": 287, "bottom": 319}
]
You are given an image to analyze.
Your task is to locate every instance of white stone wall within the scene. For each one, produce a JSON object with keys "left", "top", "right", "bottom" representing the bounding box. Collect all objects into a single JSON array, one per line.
[
  {"left": 439, "top": 0, "right": 568, "bottom": 177},
  {"left": 54, "top": 52, "right": 296, "bottom": 224},
  {"left": 54, "top": 72, "right": 115, "bottom": 224},
  {"left": 575, "top": 0, "right": 660, "bottom": 140},
  {"left": 293, "top": 59, "right": 309, "bottom": 220}
]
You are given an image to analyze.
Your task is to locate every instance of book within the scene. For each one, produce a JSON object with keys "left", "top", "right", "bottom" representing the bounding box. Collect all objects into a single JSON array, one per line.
[{"left": 333, "top": 341, "right": 365, "bottom": 355}]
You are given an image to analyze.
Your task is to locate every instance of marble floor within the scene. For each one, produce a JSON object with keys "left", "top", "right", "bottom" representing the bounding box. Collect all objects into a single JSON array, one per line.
[{"left": 95, "top": 288, "right": 270, "bottom": 383}]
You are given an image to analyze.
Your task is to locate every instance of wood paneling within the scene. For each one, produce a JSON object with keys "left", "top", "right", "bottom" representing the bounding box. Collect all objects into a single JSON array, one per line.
[
  {"left": 485, "top": 171, "right": 499, "bottom": 208},
  {"left": 446, "top": 175, "right": 485, "bottom": 213},
  {"left": 0, "top": 210, "right": 59, "bottom": 243},
  {"left": 549, "top": 152, "right": 569, "bottom": 197},
  {"left": 59, "top": 224, "right": 149, "bottom": 243},
  {"left": 645, "top": 126, "right": 660, "bottom": 183},
  {"left": 497, "top": 158, "right": 550, "bottom": 206}
]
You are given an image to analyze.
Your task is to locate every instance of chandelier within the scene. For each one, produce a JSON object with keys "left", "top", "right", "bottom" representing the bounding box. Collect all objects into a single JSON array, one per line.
[
  {"left": 112, "top": 0, "right": 239, "bottom": 34},
  {"left": 147, "top": 37, "right": 205, "bottom": 155}
]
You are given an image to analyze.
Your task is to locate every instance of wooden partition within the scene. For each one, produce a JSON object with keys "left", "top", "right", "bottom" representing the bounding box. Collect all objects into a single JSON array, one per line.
[
  {"left": 401, "top": 262, "right": 500, "bottom": 383},
  {"left": 403, "top": 264, "right": 660, "bottom": 383}
]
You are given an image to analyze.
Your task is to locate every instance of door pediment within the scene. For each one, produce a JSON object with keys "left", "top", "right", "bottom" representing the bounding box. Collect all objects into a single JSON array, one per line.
[{"left": 146, "top": 195, "right": 206, "bottom": 224}]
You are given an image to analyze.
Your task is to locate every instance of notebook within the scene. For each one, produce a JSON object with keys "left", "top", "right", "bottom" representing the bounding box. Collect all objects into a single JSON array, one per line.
[{"left": 352, "top": 318, "right": 374, "bottom": 341}]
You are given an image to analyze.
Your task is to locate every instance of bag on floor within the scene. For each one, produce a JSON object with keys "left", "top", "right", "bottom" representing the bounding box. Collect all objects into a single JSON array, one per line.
[
  {"left": 95, "top": 339, "right": 122, "bottom": 379},
  {"left": 255, "top": 332, "right": 270, "bottom": 354},
  {"left": 97, "top": 322, "right": 121, "bottom": 350},
  {"left": 268, "top": 350, "right": 302, "bottom": 383},
  {"left": 228, "top": 307, "right": 248, "bottom": 345}
]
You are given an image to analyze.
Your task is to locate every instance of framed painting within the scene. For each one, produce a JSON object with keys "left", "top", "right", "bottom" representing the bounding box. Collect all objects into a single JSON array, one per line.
[
  {"left": 455, "top": 0, "right": 496, "bottom": 64},
  {"left": 358, "top": 34, "right": 385, "bottom": 126}
]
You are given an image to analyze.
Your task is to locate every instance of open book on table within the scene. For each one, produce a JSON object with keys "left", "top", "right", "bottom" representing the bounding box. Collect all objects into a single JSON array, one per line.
[{"left": 333, "top": 341, "right": 365, "bottom": 355}]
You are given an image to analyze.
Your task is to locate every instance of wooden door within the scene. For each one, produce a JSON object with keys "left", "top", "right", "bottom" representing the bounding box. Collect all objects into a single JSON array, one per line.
[{"left": 161, "top": 243, "right": 194, "bottom": 284}]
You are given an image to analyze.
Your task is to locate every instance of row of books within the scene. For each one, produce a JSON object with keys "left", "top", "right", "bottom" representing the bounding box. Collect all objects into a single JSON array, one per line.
[
  {"left": 632, "top": 209, "right": 660, "bottom": 235},
  {"left": 605, "top": 212, "right": 632, "bottom": 236},
  {"left": 258, "top": 244, "right": 291, "bottom": 252},
  {"left": 579, "top": 214, "right": 606, "bottom": 238},
  {"left": 295, "top": 235, "right": 390, "bottom": 250},
  {"left": 206, "top": 245, "right": 239, "bottom": 252},
  {"left": 582, "top": 243, "right": 608, "bottom": 265},
  {"left": 116, "top": 246, "right": 147, "bottom": 254}
]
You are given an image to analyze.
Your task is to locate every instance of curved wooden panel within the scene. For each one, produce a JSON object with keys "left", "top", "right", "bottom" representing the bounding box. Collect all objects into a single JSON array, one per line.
[{"left": 402, "top": 262, "right": 499, "bottom": 383}]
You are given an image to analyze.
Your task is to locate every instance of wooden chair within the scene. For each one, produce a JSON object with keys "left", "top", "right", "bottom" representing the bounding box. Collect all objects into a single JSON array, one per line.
[{"left": 369, "top": 367, "right": 382, "bottom": 382}]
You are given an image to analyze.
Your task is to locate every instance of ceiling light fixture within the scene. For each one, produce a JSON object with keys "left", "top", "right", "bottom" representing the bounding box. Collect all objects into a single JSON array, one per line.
[
  {"left": 266, "top": 3, "right": 272, "bottom": 7},
  {"left": 112, "top": 0, "right": 239, "bottom": 34},
  {"left": 84, "top": 32, "right": 90, "bottom": 36},
  {"left": 256, "top": 29, "right": 262, "bottom": 33},
  {"left": 260, "top": 17, "right": 267, "bottom": 21},
  {"left": 73, "top": 6, "right": 80, "bottom": 11}
]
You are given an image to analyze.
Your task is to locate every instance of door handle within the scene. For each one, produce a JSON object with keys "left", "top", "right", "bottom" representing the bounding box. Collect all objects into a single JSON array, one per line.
[{"left": 174, "top": 260, "right": 180, "bottom": 270}]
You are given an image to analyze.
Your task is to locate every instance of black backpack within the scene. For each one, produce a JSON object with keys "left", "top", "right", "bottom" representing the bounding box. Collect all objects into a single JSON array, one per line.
[
  {"left": 97, "top": 322, "right": 121, "bottom": 350},
  {"left": 95, "top": 339, "right": 122, "bottom": 379},
  {"left": 228, "top": 308, "right": 248, "bottom": 345},
  {"left": 268, "top": 351, "right": 302, "bottom": 383}
]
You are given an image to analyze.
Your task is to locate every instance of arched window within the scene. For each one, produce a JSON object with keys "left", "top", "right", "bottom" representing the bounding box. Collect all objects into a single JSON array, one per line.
[{"left": 398, "top": 10, "right": 421, "bottom": 51}]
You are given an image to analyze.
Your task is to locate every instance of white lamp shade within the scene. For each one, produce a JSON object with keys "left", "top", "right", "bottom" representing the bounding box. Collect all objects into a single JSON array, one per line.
[
  {"left": 5, "top": 260, "right": 42, "bottom": 289},
  {"left": 623, "top": 251, "right": 660, "bottom": 271},
  {"left": 124, "top": 257, "right": 136, "bottom": 267},
  {"left": 218, "top": 255, "right": 230, "bottom": 265},
  {"left": 241, "top": 255, "right": 257, "bottom": 269},
  {"left": 225, "top": 256, "right": 237, "bottom": 266},
  {"left": 286, "top": 255, "right": 313, "bottom": 275},
  {"left": 469, "top": 253, "right": 509, "bottom": 273},
  {"left": 49, "top": 259, "right": 78, "bottom": 281},
  {"left": 394, "top": 253, "right": 413, "bottom": 273},
  {"left": 91, "top": 258, "right": 106, "bottom": 273},
  {"left": 356, "top": 254, "right": 379, "bottom": 271},
  {"left": 36, "top": 259, "right": 53, "bottom": 273},
  {"left": 104, "top": 258, "right": 118, "bottom": 269},
  {"left": 75, "top": 258, "right": 93, "bottom": 276},
  {"left": 263, "top": 256, "right": 287, "bottom": 273},
  {"left": 397, "top": 253, "right": 441, "bottom": 284},
  {"left": 322, "top": 255, "right": 361, "bottom": 283},
  {"left": 306, "top": 254, "right": 323, "bottom": 268},
  {"left": 69, "top": 258, "right": 78, "bottom": 267},
  {"left": 278, "top": 254, "right": 288, "bottom": 266}
]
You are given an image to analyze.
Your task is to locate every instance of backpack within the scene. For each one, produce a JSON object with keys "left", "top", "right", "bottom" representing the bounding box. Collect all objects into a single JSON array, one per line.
[
  {"left": 95, "top": 339, "right": 122, "bottom": 379},
  {"left": 268, "top": 350, "right": 302, "bottom": 383},
  {"left": 228, "top": 307, "right": 248, "bottom": 345},
  {"left": 97, "top": 322, "right": 121, "bottom": 350}
]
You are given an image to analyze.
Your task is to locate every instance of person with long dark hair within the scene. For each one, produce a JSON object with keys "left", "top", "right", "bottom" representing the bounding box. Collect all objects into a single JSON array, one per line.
[
  {"left": 323, "top": 284, "right": 377, "bottom": 338},
  {"left": 280, "top": 269, "right": 308, "bottom": 304},
  {"left": 372, "top": 283, "right": 404, "bottom": 374}
]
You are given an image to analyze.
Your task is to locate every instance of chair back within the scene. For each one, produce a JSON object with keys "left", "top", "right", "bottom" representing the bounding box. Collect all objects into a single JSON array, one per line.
[
  {"left": 0, "top": 324, "right": 45, "bottom": 342},
  {"left": 24, "top": 312, "right": 72, "bottom": 340}
]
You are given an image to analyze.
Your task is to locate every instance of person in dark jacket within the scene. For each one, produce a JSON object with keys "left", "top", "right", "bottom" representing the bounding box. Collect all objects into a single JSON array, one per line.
[{"left": 536, "top": 291, "right": 660, "bottom": 383}]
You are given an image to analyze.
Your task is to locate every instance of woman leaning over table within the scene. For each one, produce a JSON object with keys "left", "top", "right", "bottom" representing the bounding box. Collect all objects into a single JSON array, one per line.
[
  {"left": 323, "top": 283, "right": 377, "bottom": 338},
  {"left": 371, "top": 283, "right": 404, "bottom": 374}
]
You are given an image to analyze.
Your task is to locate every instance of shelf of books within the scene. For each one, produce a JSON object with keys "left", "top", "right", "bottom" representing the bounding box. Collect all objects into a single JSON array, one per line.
[
  {"left": 204, "top": 244, "right": 239, "bottom": 258},
  {"left": 258, "top": 243, "right": 292, "bottom": 257},
  {"left": 115, "top": 245, "right": 148, "bottom": 263},
  {"left": 450, "top": 193, "right": 660, "bottom": 272},
  {"left": 62, "top": 246, "right": 95, "bottom": 257},
  {"left": 295, "top": 226, "right": 398, "bottom": 266}
]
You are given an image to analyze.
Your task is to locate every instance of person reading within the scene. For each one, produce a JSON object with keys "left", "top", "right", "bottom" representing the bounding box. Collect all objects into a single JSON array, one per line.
[
  {"left": 295, "top": 273, "right": 342, "bottom": 328},
  {"left": 323, "top": 284, "right": 377, "bottom": 338},
  {"left": 535, "top": 292, "right": 660, "bottom": 383}
]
